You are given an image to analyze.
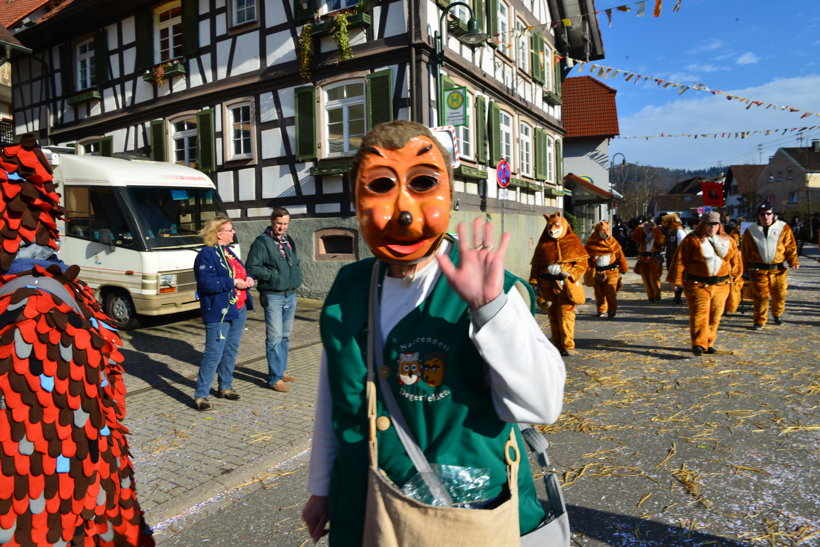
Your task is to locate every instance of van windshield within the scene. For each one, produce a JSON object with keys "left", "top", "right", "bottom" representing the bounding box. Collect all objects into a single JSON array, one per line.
[{"left": 126, "top": 187, "right": 225, "bottom": 249}]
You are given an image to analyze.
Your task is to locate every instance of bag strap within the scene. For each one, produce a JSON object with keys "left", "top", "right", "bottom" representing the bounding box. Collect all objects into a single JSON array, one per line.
[
  {"left": 367, "top": 260, "right": 453, "bottom": 506},
  {"left": 0, "top": 274, "right": 83, "bottom": 316},
  {"left": 519, "top": 423, "right": 567, "bottom": 518}
]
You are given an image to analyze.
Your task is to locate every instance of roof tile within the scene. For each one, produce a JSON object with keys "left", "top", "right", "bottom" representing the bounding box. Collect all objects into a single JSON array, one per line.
[{"left": 562, "top": 76, "right": 620, "bottom": 138}]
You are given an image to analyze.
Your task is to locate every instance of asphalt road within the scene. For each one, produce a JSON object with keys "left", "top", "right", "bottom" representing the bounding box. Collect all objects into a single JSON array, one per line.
[{"left": 151, "top": 253, "right": 819, "bottom": 547}]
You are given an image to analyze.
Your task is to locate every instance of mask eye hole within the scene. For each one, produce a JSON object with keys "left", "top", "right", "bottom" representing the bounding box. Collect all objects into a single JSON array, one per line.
[
  {"left": 409, "top": 175, "right": 438, "bottom": 192},
  {"left": 367, "top": 177, "right": 395, "bottom": 194}
]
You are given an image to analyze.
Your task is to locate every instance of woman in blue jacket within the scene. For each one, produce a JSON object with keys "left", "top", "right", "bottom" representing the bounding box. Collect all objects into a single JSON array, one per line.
[{"left": 193, "top": 216, "right": 255, "bottom": 411}]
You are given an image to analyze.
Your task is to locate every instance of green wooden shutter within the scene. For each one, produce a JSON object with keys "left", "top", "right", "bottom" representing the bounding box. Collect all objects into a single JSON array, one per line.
[
  {"left": 94, "top": 30, "right": 109, "bottom": 86},
  {"left": 474, "top": 0, "right": 485, "bottom": 32},
  {"left": 486, "top": 0, "right": 498, "bottom": 43},
  {"left": 475, "top": 95, "right": 487, "bottom": 164},
  {"left": 59, "top": 45, "right": 74, "bottom": 95},
  {"left": 367, "top": 69, "right": 393, "bottom": 129},
  {"left": 554, "top": 52, "right": 562, "bottom": 97},
  {"left": 150, "top": 120, "right": 167, "bottom": 162},
  {"left": 197, "top": 109, "right": 216, "bottom": 173},
  {"left": 182, "top": 0, "right": 199, "bottom": 57},
  {"left": 135, "top": 8, "right": 154, "bottom": 71},
  {"left": 441, "top": 74, "right": 454, "bottom": 118},
  {"left": 294, "top": 0, "right": 315, "bottom": 25},
  {"left": 555, "top": 139, "right": 563, "bottom": 183},
  {"left": 489, "top": 101, "right": 500, "bottom": 163},
  {"left": 100, "top": 136, "right": 114, "bottom": 157},
  {"left": 295, "top": 86, "right": 316, "bottom": 161},
  {"left": 531, "top": 32, "right": 543, "bottom": 84},
  {"left": 534, "top": 129, "right": 545, "bottom": 180}
]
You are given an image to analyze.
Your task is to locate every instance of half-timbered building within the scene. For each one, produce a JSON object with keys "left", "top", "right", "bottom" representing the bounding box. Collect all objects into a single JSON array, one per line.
[{"left": 10, "top": 0, "right": 603, "bottom": 296}]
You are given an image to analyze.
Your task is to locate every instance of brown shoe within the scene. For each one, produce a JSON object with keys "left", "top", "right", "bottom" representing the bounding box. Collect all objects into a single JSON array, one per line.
[
  {"left": 270, "top": 380, "right": 289, "bottom": 392},
  {"left": 282, "top": 374, "right": 296, "bottom": 382}
]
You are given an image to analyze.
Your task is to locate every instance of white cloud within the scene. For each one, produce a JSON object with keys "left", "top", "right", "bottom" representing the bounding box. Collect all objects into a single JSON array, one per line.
[
  {"left": 683, "top": 63, "right": 723, "bottom": 74},
  {"left": 736, "top": 52, "right": 760, "bottom": 65},
  {"left": 611, "top": 75, "right": 820, "bottom": 170},
  {"left": 687, "top": 38, "right": 724, "bottom": 54}
]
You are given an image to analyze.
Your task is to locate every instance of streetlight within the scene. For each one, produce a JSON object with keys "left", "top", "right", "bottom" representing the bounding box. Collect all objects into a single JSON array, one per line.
[
  {"left": 611, "top": 152, "right": 626, "bottom": 167},
  {"left": 434, "top": 2, "right": 487, "bottom": 123}
]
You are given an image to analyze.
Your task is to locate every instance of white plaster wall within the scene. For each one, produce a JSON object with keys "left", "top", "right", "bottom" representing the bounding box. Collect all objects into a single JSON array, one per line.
[
  {"left": 259, "top": 92, "right": 276, "bottom": 123},
  {"left": 260, "top": 128, "right": 285, "bottom": 160},
  {"left": 266, "top": 30, "right": 296, "bottom": 66},
  {"left": 217, "top": 171, "right": 234, "bottom": 202},
  {"left": 232, "top": 32, "right": 261, "bottom": 75},
  {"left": 238, "top": 167, "right": 255, "bottom": 201}
]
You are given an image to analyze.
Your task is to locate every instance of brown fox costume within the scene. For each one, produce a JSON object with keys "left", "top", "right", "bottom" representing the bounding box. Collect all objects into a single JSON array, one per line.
[
  {"left": 741, "top": 204, "right": 799, "bottom": 328},
  {"left": 632, "top": 221, "right": 666, "bottom": 301},
  {"left": 529, "top": 211, "right": 589, "bottom": 355},
  {"left": 584, "top": 220, "right": 628, "bottom": 318},
  {"left": 667, "top": 213, "right": 742, "bottom": 354}
]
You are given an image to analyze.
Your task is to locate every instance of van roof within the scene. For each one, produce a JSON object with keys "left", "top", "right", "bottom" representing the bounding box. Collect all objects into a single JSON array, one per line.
[{"left": 53, "top": 154, "right": 215, "bottom": 188}]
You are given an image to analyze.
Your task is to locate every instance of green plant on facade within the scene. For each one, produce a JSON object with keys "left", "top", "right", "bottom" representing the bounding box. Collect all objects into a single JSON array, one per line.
[
  {"left": 563, "top": 211, "right": 582, "bottom": 236},
  {"left": 298, "top": 24, "right": 314, "bottom": 82},
  {"left": 331, "top": 12, "right": 353, "bottom": 61}
]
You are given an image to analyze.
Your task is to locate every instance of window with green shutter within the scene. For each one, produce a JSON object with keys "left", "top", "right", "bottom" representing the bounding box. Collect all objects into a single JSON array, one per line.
[
  {"left": 486, "top": 0, "right": 498, "bottom": 43},
  {"left": 555, "top": 139, "right": 563, "bottom": 183},
  {"left": 295, "top": 86, "right": 317, "bottom": 161},
  {"left": 197, "top": 109, "right": 216, "bottom": 173},
  {"left": 475, "top": 95, "right": 487, "bottom": 164},
  {"left": 554, "top": 52, "right": 562, "bottom": 97},
  {"left": 488, "top": 101, "right": 500, "bottom": 163},
  {"left": 94, "top": 31, "right": 110, "bottom": 86},
  {"left": 59, "top": 45, "right": 74, "bottom": 96},
  {"left": 135, "top": 8, "right": 153, "bottom": 72},
  {"left": 366, "top": 69, "right": 393, "bottom": 129},
  {"left": 474, "top": 0, "right": 485, "bottom": 32},
  {"left": 100, "top": 136, "right": 114, "bottom": 157},
  {"left": 150, "top": 120, "right": 167, "bottom": 162},
  {"left": 531, "top": 32, "right": 544, "bottom": 84},
  {"left": 182, "top": 0, "right": 199, "bottom": 57},
  {"left": 534, "top": 129, "right": 545, "bottom": 180}
]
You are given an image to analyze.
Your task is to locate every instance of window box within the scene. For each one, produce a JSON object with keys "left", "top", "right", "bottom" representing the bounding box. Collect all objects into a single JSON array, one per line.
[
  {"left": 311, "top": 12, "right": 372, "bottom": 36},
  {"left": 455, "top": 165, "right": 487, "bottom": 180},
  {"left": 528, "top": 181, "right": 544, "bottom": 191},
  {"left": 543, "top": 90, "right": 562, "bottom": 106},
  {"left": 310, "top": 163, "right": 350, "bottom": 176},
  {"left": 508, "top": 177, "right": 527, "bottom": 189},
  {"left": 544, "top": 186, "right": 563, "bottom": 197},
  {"left": 66, "top": 89, "right": 101, "bottom": 105},
  {"left": 143, "top": 61, "right": 186, "bottom": 85}
]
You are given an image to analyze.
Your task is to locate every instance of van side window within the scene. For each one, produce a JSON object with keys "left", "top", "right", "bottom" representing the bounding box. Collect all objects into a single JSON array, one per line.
[{"left": 65, "top": 186, "right": 137, "bottom": 249}]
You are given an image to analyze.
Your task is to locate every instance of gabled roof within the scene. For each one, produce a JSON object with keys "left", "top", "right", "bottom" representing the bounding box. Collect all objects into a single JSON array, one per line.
[
  {"left": 725, "top": 164, "right": 764, "bottom": 194},
  {"left": 0, "top": 0, "right": 51, "bottom": 28},
  {"left": 667, "top": 176, "right": 705, "bottom": 195},
  {"left": 781, "top": 147, "right": 820, "bottom": 171},
  {"left": 649, "top": 194, "right": 701, "bottom": 212},
  {"left": 562, "top": 76, "right": 619, "bottom": 139}
]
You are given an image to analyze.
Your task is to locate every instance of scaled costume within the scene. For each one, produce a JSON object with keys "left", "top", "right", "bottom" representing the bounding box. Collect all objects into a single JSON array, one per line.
[
  {"left": 667, "top": 229, "right": 742, "bottom": 351},
  {"left": 584, "top": 221, "right": 628, "bottom": 318},
  {"left": 0, "top": 139, "right": 153, "bottom": 545},
  {"left": 529, "top": 212, "right": 589, "bottom": 354},
  {"left": 741, "top": 219, "right": 799, "bottom": 327},
  {"left": 632, "top": 223, "right": 666, "bottom": 301}
]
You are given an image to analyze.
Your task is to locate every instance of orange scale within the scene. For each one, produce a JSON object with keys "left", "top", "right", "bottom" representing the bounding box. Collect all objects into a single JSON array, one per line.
[
  {"left": 48, "top": 329, "right": 61, "bottom": 344},
  {"left": 42, "top": 358, "right": 57, "bottom": 377},
  {"left": 22, "top": 298, "right": 40, "bottom": 318},
  {"left": 71, "top": 328, "right": 91, "bottom": 350},
  {"left": 2, "top": 237, "right": 19, "bottom": 252},
  {"left": 41, "top": 454, "right": 56, "bottom": 475},
  {"left": 34, "top": 389, "right": 53, "bottom": 412},
  {"left": 0, "top": 475, "right": 12, "bottom": 498},
  {"left": 10, "top": 403, "right": 29, "bottom": 424},
  {"left": 59, "top": 511, "right": 77, "bottom": 540},
  {"left": 0, "top": 508, "right": 16, "bottom": 530},
  {"left": 40, "top": 403, "right": 59, "bottom": 425},
  {"left": 68, "top": 361, "right": 85, "bottom": 381},
  {"left": 35, "top": 315, "right": 51, "bottom": 333},
  {"left": 3, "top": 388, "right": 21, "bottom": 409},
  {"left": 34, "top": 294, "right": 57, "bottom": 315},
  {"left": 66, "top": 393, "right": 81, "bottom": 412},
  {"left": 28, "top": 473, "right": 45, "bottom": 499},
  {"left": 29, "top": 512, "right": 50, "bottom": 545},
  {"left": 84, "top": 382, "right": 99, "bottom": 400},
  {"left": 55, "top": 424, "right": 73, "bottom": 446},
  {"left": 58, "top": 470, "right": 76, "bottom": 501},
  {"left": 32, "top": 341, "right": 49, "bottom": 362},
  {"left": 11, "top": 492, "right": 28, "bottom": 515},
  {"left": 45, "top": 493, "right": 61, "bottom": 514},
  {"left": 11, "top": 354, "right": 31, "bottom": 375},
  {"left": 52, "top": 376, "right": 69, "bottom": 396}
]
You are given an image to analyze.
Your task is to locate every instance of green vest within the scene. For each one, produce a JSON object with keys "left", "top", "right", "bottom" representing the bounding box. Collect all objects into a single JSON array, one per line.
[{"left": 320, "top": 243, "right": 545, "bottom": 546}]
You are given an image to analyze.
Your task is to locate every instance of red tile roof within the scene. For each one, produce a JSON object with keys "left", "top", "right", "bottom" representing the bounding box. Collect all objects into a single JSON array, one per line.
[
  {"left": 562, "top": 76, "right": 620, "bottom": 139},
  {"left": 0, "top": 0, "right": 51, "bottom": 28}
]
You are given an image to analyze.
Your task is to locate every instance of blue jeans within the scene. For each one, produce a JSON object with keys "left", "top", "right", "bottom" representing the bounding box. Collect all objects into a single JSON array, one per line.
[
  {"left": 195, "top": 306, "right": 247, "bottom": 399},
  {"left": 263, "top": 292, "right": 297, "bottom": 386}
]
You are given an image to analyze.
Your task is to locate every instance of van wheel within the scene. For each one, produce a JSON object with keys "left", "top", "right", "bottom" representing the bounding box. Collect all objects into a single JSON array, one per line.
[{"left": 103, "top": 291, "right": 140, "bottom": 330}]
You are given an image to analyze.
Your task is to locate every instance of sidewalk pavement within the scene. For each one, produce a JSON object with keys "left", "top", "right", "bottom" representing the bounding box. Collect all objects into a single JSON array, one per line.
[{"left": 119, "top": 244, "right": 819, "bottom": 541}]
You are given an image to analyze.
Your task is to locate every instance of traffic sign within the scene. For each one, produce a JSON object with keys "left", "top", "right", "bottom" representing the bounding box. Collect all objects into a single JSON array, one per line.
[
  {"left": 496, "top": 159, "right": 510, "bottom": 188},
  {"left": 444, "top": 87, "right": 468, "bottom": 126}
]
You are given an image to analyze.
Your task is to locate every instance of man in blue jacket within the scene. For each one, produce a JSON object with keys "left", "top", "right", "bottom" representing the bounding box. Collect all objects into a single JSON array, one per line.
[{"left": 246, "top": 208, "right": 303, "bottom": 392}]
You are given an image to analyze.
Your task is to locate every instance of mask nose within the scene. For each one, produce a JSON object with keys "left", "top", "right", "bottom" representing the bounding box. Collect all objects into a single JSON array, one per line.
[{"left": 398, "top": 211, "right": 413, "bottom": 227}]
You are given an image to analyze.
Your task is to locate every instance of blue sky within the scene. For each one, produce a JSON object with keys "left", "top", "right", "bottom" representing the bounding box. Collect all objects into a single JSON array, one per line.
[{"left": 579, "top": 0, "right": 820, "bottom": 170}]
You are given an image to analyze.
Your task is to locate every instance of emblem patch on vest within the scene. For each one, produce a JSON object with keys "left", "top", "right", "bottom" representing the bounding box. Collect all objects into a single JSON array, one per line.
[{"left": 395, "top": 339, "right": 451, "bottom": 403}]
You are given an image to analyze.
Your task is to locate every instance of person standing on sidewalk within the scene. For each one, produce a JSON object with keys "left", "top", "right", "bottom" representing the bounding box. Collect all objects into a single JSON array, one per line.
[
  {"left": 632, "top": 219, "right": 666, "bottom": 302},
  {"left": 302, "top": 121, "right": 565, "bottom": 544},
  {"left": 193, "top": 216, "right": 254, "bottom": 411},
  {"left": 741, "top": 203, "right": 799, "bottom": 330},
  {"left": 666, "top": 212, "right": 742, "bottom": 356},
  {"left": 246, "top": 208, "right": 303, "bottom": 392}
]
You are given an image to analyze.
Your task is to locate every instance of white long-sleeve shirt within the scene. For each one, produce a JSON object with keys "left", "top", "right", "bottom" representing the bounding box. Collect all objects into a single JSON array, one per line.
[{"left": 307, "top": 246, "right": 566, "bottom": 496}]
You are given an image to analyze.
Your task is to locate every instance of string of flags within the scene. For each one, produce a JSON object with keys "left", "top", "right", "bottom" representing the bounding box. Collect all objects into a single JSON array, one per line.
[
  {"left": 615, "top": 125, "right": 820, "bottom": 140},
  {"left": 597, "top": 0, "right": 683, "bottom": 26},
  {"left": 574, "top": 61, "right": 820, "bottom": 119}
]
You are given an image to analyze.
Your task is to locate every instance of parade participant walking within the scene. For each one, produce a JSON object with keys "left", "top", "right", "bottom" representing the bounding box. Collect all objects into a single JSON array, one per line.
[
  {"left": 662, "top": 213, "right": 688, "bottom": 304},
  {"left": 632, "top": 220, "right": 666, "bottom": 302},
  {"left": 193, "top": 216, "right": 254, "bottom": 411},
  {"left": 530, "top": 211, "right": 589, "bottom": 356},
  {"left": 301, "top": 121, "right": 566, "bottom": 545},
  {"left": 246, "top": 208, "right": 303, "bottom": 392},
  {"left": 667, "top": 212, "right": 742, "bottom": 356},
  {"left": 741, "top": 203, "right": 799, "bottom": 329},
  {"left": 584, "top": 220, "right": 628, "bottom": 318}
]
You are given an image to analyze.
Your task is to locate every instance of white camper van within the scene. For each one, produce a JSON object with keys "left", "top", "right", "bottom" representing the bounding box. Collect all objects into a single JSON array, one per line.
[{"left": 49, "top": 153, "right": 232, "bottom": 329}]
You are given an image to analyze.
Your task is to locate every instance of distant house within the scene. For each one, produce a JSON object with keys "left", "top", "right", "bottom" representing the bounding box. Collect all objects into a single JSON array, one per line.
[
  {"left": 647, "top": 176, "right": 705, "bottom": 221},
  {"left": 724, "top": 164, "right": 764, "bottom": 220},
  {"left": 561, "top": 75, "right": 619, "bottom": 237},
  {"left": 757, "top": 143, "right": 820, "bottom": 220}
]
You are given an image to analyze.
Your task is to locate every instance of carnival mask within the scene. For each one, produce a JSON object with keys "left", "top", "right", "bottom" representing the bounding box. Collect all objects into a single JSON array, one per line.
[{"left": 355, "top": 135, "right": 451, "bottom": 263}]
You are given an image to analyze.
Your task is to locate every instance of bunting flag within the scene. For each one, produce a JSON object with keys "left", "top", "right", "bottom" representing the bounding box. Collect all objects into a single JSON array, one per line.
[
  {"left": 614, "top": 125, "right": 820, "bottom": 140},
  {"left": 574, "top": 60, "right": 820, "bottom": 119},
  {"left": 653, "top": 0, "right": 663, "bottom": 17},
  {"left": 702, "top": 181, "right": 724, "bottom": 206}
]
